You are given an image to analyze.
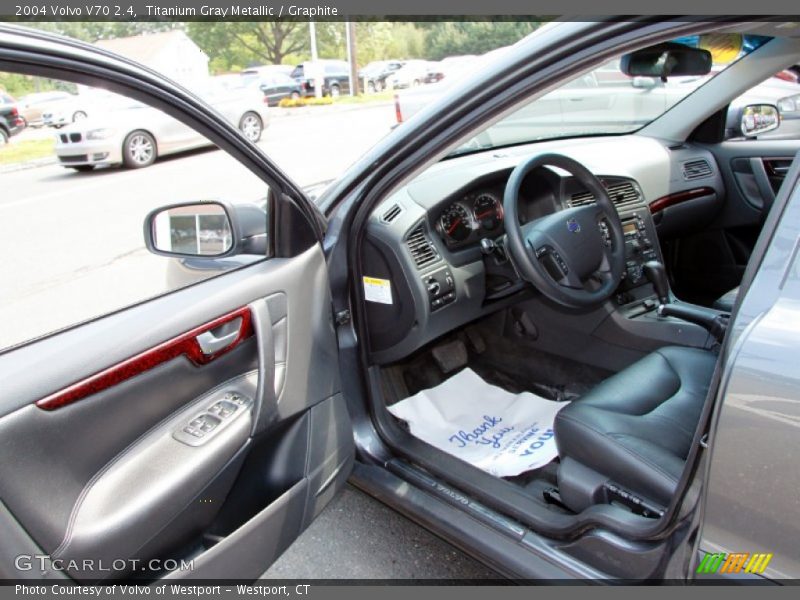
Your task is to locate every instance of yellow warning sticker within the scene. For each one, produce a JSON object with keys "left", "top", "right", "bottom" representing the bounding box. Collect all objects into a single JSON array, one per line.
[{"left": 363, "top": 276, "right": 393, "bottom": 305}]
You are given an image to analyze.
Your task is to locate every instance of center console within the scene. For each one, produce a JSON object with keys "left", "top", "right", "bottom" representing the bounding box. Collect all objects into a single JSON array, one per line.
[{"left": 618, "top": 209, "right": 659, "bottom": 290}]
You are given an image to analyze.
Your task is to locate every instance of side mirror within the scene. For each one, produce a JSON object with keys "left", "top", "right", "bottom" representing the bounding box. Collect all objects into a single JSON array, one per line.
[
  {"left": 144, "top": 201, "right": 236, "bottom": 258},
  {"left": 631, "top": 76, "right": 658, "bottom": 90},
  {"left": 728, "top": 103, "right": 781, "bottom": 139},
  {"left": 621, "top": 42, "right": 712, "bottom": 80}
]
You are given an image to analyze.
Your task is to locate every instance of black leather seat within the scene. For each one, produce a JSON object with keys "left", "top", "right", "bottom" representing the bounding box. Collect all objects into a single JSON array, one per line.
[
  {"left": 554, "top": 346, "right": 717, "bottom": 510},
  {"left": 713, "top": 286, "right": 739, "bottom": 312}
]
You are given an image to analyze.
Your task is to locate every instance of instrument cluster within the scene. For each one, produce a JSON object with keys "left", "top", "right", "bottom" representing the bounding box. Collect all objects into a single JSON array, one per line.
[{"left": 435, "top": 190, "right": 505, "bottom": 247}]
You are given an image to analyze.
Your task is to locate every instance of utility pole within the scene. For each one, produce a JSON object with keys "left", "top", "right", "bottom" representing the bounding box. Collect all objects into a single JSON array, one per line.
[
  {"left": 309, "top": 21, "right": 322, "bottom": 99},
  {"left": 346, "top": 22, "right": 359, "bottom": 96}
]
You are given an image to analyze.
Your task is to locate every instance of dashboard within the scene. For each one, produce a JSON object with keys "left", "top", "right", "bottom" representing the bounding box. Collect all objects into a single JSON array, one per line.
[{"left": 362, "top": 135, "right": 725, "bottom": 364}]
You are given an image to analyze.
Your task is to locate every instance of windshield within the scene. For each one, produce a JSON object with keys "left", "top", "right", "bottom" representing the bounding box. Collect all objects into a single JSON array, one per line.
[{"left": 451, "top": 34, "right": 771, "bottom": 156}]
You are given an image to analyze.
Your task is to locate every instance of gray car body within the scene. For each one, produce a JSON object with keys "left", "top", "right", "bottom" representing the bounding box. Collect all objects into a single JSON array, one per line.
[{"left": 699, "top": 151, "right": 800, "bottom": 579}]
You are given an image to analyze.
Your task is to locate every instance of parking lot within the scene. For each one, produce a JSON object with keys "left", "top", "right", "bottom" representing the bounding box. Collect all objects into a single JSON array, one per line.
[{"left": 0, "top": 102, "right": 396, "bottom": 350}]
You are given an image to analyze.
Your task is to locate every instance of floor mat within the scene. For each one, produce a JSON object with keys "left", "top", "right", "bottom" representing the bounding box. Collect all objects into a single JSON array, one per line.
[{"left": 387, "top": 368, "right": 568, "bottom": 478}]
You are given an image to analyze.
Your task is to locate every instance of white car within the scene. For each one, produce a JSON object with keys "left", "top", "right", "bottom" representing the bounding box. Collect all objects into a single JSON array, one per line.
[
  {"left": 388, "top": 60, "right": 433, "bottom": 89},
  {"left": 53, "top": 86, "right": 269, "bottom": 171}
]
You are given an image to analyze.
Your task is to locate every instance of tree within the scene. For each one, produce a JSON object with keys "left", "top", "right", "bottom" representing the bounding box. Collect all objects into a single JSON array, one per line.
[
  {"left": 421, "top": 21, "right": 541, "bottom": 59},
  {"left": 187, "top": 22, "right": 308, "bottom": 70}
]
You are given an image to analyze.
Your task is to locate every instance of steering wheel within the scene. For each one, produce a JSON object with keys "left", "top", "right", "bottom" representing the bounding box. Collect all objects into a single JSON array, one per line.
[{"left": 503, "top": 153, "right": 626, "bottom": 308}]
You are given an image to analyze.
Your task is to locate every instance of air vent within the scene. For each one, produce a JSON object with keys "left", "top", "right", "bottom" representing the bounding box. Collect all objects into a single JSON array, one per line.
[
  {"left": 682, "top": 159, "right": 713, "bottom": 180},
  {"left": 570, "top": 180, "right": 643, "bottom": 209},
  {"left": 381, "top": 203, "right": 403, "bottom": 223},
  {"left": 405, "top": 224, "right": 438, "bottom": 269}
]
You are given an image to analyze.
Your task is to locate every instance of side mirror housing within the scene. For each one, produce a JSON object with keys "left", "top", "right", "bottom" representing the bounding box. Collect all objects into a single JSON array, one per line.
[
  {"left": 727, "top": 103, "right": 781, "bottom": 139},
  {"left": 631, "top": 76, "right": 658, "bottom": 90},
  {"left": 144, "top": 200, "right": 267, "bottom": 259}
]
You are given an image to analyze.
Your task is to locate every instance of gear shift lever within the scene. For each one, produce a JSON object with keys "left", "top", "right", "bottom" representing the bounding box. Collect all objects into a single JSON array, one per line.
[
  {"left": 643, "top": 261, "right": 670, "bottom": 306},
  {"left": 642, "top": 260, "right": 728, "bottom": 342}
]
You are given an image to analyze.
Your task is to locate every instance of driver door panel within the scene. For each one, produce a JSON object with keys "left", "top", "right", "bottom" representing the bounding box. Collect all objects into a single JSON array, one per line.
[{"left": 0, "top": 246, "right": 353, "bottom": 582}]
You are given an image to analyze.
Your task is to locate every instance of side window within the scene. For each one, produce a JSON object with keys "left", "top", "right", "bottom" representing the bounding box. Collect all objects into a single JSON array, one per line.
[{"left": 0, "top": 73, "right": 271, "bottom": 351}]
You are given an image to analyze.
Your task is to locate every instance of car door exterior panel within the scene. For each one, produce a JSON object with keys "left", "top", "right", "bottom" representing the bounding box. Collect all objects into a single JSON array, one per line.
[{"left": 0, "top": 245, "right": 353, "bottom": 581}]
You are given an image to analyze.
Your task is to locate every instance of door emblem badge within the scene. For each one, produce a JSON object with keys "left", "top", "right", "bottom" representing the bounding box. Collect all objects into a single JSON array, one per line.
[{"left": 566, "top": 218, "right": 581, "bottom": 233}]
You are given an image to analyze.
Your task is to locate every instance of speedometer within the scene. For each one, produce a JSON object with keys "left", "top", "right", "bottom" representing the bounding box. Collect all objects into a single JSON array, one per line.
[
  {"left": 473, "top": 193, "right": 503, "bottom": 231},
  {"left": 439, "top": 204, "right": 473, "bottom": 242}
]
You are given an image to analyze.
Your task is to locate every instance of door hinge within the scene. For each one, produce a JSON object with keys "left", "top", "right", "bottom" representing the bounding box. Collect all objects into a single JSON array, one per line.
[
  {"left": 699, "top": 433, "right": 709, "bottom": 449},
  {"left": 335, "top": 309, "right": 351, "bottom": 326}
]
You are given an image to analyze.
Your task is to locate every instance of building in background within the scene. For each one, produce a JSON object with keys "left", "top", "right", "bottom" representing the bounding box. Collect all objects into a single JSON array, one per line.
[{"left": 94, "top": 30, "right": 209, "bottom": 87}]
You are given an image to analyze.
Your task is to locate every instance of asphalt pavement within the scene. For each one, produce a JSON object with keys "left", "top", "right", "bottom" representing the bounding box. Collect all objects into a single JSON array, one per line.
[{"left": 263, "top": 485, "right": 501, "bottom": 580}]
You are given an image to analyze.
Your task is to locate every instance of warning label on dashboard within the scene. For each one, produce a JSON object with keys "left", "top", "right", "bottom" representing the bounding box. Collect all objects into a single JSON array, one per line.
[{"left": 363, "top": 276, "right": 393, "bottom": 305}]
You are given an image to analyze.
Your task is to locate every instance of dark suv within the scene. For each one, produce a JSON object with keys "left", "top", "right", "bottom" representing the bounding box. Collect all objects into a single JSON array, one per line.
[
  {"left": 0, "top": 93, "right": 25, "bottom": 144},
  {"left": 291, "top": 60, "right": 351, "bottom": 97}
]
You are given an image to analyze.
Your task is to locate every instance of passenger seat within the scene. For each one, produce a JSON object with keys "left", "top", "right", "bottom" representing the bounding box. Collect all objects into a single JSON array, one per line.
[{"left": 712, "top": 286, "right": 739, "bottom": 313}]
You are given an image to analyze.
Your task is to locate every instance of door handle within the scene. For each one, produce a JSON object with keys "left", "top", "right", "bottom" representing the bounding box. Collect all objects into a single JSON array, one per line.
[{"left": 196, "top": 318, "right": 242, "bottom": 355}]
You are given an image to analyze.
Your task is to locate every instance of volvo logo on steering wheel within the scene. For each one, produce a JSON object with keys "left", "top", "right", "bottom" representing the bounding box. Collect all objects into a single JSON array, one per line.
[{"left": 566, "top": 218, "right": 581, "bottom": 234}]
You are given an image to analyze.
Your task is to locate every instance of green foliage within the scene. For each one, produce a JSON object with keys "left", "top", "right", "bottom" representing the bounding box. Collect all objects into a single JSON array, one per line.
[
  {"left": 0, "top": 72, "right": 76, "bottom": 97},
  {"left": 419, "top": 21, "right": 541, "bottom": 59},
  {"left": 19, "top": 21, "right": 180, "bottom": 42},
  {"left": 355, "top": 22, "right": 427, "bottom": 64},
  {"left": 187, "top": 22, "right": 309, "bottom": 71},
  {"left": 0, "top": 138, "right": 55, "bottom": 165},
  {"left": 3, "top": 20, "right": 543, "bottom": 85}
]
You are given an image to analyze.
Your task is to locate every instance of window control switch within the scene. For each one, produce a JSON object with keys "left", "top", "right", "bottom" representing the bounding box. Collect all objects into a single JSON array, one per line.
[{"left": 173, "top": 392, "right": 252, "bottom": 446}]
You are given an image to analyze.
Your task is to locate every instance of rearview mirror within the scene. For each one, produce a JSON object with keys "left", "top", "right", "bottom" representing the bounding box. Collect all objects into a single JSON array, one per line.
[
  {"left": 145, "top": 201, "right": 235, "bottom": 258},
  {"left": 621, "top": 43, "right": 712, "bottom": 80},
  {"left": 728, "top": 103, "right": 781, "bottom": 138}
]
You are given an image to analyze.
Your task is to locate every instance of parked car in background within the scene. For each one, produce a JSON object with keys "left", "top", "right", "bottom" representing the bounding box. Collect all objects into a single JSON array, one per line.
[
  {"left": 41, "top": 88, "right": 112, "bottom": 128},
  {"left": 215, "top": 71, "right": 302, "bottom": 106},
  {"left": 239, "top": 64, "right": 294, "bottom": 80},
  {"left": 359, "top": 60, "right": 405, "bottom": 92},
  {"left": 388, "top": 59, "right": 432, "bottom": 89},
  {"left": 291, "top": 59, "right": 351, "bottom": 97},
  {"left": 423, "top": 55, "right": 477, "bottom": 84},
  {"left": 0, "top": 98, "right": 25, "bottom": 145},
  {"left": 16, "top": 90, "right": 75, "bottom": 127},
  {"left": 257, "top": 73, "right": 304, "bottom": 106},
  {"left": 0, "top": 90, "right": 14, "bottom": 105},
  {"left": 53, "top": 85, "right": 268, "bottom": 171}
]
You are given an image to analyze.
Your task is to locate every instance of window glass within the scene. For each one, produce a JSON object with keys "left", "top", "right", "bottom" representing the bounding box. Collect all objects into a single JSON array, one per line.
[{"left": 0, "top": 73, "right": 270, "bottom": 351}]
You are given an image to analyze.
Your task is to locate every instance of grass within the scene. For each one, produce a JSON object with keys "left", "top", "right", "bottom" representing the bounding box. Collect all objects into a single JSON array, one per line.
[
  {"left": 0, "top": 138, "right": 54, "bottom": 166},
  {"left": 334, "top": 90, "right": 395, "bottom": 104}
]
